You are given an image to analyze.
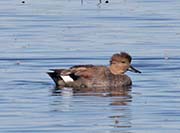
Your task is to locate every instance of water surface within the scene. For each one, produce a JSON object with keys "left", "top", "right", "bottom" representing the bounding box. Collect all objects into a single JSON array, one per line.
[{"left": 0, "top": 0, "right": 180, "bottom": 132}]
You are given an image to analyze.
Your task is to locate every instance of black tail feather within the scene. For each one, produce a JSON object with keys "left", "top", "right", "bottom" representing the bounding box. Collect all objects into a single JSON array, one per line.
[{"left": 47, "top": 71, "right": 63, "bottom": 86}]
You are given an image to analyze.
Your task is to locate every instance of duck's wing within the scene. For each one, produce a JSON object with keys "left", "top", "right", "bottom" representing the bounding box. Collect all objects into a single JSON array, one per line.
[
  {"left": 61, "top": 65, "right": 95, "bottom": 79},
  {"left": 47, "top": 65, "right": 95, "bottom": 84}
]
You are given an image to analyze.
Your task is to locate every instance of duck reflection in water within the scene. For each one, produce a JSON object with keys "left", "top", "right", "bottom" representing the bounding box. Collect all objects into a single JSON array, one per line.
[
  {"left": 52, "top": 85, "right": 132, "bottom": 130},
  {"left": 47, "top": 52, "right": 141, "bottom": 91}
]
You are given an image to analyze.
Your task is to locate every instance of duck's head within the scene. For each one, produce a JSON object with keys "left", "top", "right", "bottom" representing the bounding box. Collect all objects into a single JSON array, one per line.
[{"left": 109, "top": 52, "right": 141, "bottom": 75}]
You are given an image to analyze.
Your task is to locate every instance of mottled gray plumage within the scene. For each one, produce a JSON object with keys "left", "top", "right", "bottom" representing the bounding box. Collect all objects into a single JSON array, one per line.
[{"left": 47, "top": 52, "right": 141, "bottom": 90}]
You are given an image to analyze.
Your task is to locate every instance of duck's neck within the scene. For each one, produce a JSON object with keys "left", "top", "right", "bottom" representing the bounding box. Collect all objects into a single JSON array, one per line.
[{"left": 109, "top": 65, "right": 124, "bottom": 75}]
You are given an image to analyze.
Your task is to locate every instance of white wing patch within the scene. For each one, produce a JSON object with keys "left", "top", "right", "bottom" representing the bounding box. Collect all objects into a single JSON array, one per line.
[{"left": 61, "top": 75, "right": 74, "bottom": 82}]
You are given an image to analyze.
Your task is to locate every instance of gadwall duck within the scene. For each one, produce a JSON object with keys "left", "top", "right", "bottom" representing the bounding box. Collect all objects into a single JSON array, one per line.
[{"left": 47, "top": 52, "right": 141, "bottom": 88}]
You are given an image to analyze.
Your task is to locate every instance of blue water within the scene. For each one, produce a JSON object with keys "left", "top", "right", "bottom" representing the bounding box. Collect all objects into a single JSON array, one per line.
[{"left": 0, "top": 0, "right": 180, "bottom": 132}]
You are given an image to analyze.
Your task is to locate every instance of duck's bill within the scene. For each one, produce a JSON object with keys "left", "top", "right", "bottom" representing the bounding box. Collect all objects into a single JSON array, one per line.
[{"left": 128, "top": 65, "right": 141, "bottom": 73}]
